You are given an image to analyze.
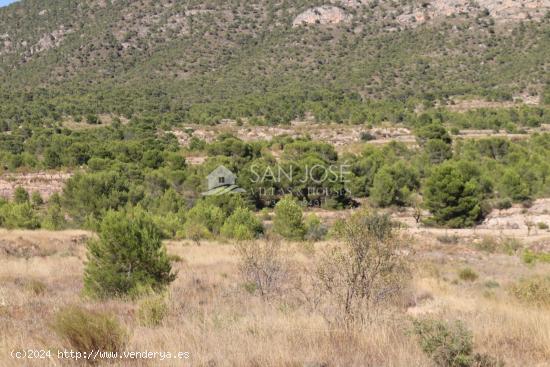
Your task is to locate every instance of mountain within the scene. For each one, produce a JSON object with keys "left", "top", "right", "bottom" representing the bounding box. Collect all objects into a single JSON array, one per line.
[{"left": 0, "top": 0, "right": 549, "bottom": 126}]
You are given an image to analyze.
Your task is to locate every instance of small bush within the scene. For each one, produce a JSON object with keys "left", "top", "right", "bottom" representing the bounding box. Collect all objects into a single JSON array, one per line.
[
  {"left": 412, "top": 318, "right": 502, "bottom": 367},
  {"left": 151, "top": 212, "right": 185, "bottom": 239},
  {"left": 304, "top": 214, "right": 327, "bottom": 241},
  {"left": 26, "top": 279, "right": 47, "bottom": 296},
  {"left": 236, "top": 239, "right": 290, "bottom": 298},
  {"left": 221, "top": 207, "right": 263, "bottom": 240},
  {"left": 475, "top": 237, "right": 523, "bottom": 255},
  {"left": 52, "top": 306, "right": 127, "bottom": 356},
  {"left": 272, "top": 196, "right": 305, "bottom": 240},
  {"left": 437, "top": 235, "right": 460, "bottom": 244},
  {"left": 86, "top": 114, "right": 100, "bottom": 124},
  {"left": 483, "top": 280, "right": 500, "bottom": 289},
  {"left": 498, "top": 237, "right": 523, "bottom": 255},
  {"left": 494, "top": 198, "right": 512, "bottom": 211},
  {"left": 360, "top": 131, "right": 376, "bottom": 141},
  {"left": 30, "top": 191, "right": 44, "bottom": 206},
  {"left": 537, "top": 222, "right": 549, "bottom": 230},
  {"left": 182, "top": 223, "right": 211, "bottom": 245},
  {"left": 521, "top": 249, "right": 550, "bottom": 265},
  {"left": 316, "top": 211, "right": 410, "bottom": 325},
  {"left": 509, "top": 276, "right": 550, "bottom": 307},
  {"left": 458, "top": 268, "right": 478, "bottom": 282},
  {"left": 41, "top": 202, "right": 66, "bottom": 230},
  {"left": 413, "top": 319, "right": 473, "bottom": 367},
  {"left": 182, "top": 201, "right": 225, "bottom": 240},
  {"left": 14, "top": 186, "right": 30, "bottom": 204},
  {"left": 138, "top": 296, "right": 169, "bottom": 327}
]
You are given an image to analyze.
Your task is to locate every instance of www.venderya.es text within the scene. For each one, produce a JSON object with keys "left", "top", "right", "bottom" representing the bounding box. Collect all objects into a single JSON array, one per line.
[{"left": 11, "top": 349, "right": 191, "bottom": 362}]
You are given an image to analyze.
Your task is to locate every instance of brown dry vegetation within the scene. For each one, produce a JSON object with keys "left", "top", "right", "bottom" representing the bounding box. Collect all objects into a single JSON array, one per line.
[{"left": 1, "top": 227, "right": 549, "bottom": 366}]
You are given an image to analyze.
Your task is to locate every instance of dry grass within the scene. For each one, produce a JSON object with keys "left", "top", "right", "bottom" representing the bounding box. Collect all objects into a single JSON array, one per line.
[{"left": 1, "top": 229, "right": 549, "bottom": 366}]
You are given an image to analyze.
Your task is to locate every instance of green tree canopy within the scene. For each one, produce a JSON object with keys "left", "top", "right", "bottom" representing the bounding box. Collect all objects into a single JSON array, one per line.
[{"left": 84, "top": 209, "right": 176, "bottom": 298}]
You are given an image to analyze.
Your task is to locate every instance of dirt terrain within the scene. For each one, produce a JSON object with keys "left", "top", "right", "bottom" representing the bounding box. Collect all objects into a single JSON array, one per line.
[{"left": 0, "top": 172, "right": 72, "bottom": 201}]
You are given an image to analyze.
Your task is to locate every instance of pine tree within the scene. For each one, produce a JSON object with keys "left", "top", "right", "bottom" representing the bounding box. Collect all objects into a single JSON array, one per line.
[
  {"left": 424, "top": 162, "right": 485, "bottom": 228},
  {"left": 84, "top": 209, "right": 176, "bottom": 298},
  {"left": 273, "top": 196, "right": 305, "bottom": 240}
]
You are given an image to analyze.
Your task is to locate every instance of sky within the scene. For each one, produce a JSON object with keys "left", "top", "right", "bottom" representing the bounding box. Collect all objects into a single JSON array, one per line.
[{"left": 0, "top": 0, "right": 18, "bottom": 7}]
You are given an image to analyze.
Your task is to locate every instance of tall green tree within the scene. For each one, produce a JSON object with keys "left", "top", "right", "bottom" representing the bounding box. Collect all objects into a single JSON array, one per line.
[{"left": 424, "top": 162, "right": 485, "bottom": 228}]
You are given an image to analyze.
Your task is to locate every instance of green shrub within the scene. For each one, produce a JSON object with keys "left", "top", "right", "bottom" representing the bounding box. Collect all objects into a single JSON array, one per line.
[
  {"left": 138, "top": 296, "right": 169, "bottom": 327},
  {"left": 182, "top": 223, "right": 211, "bottom": 244},
  {"left": 62, "top": 171, "right": 130, "bottom": 224},
  {"left": 304, "top": 214, "right": 327, "bottom": 241},
  {"left": 52, "top": 306, "right": 127, "bottom": 356},
  {"left": 41, "top": 202, "right": 66, "bottom": 230},
  {"left": 521, "top": 249, "right": 550, "bottom": 265},
  {"left": 425, "top": 139, "right": 453, "bottom": 164},
  {"left": 86, "top": 114, "right": 100, "bottom": 124},
  {"left": 537, "top": 222, "right": 549, "bottom": 230},
  {"left": 412, "top": 319, "right": 502, "bottom": 367},
  {"left": 0, "top": 202, "right": 40, "bottom": 229},
  {"left": 14, "top": 186, "right": 30, "bottom": 204},
  {"left": 413, "top": 319, "right": 473, "bottom": 367},
  {"left": 83, "top": 209, "right": 176, "bottom": 298},
  {"left": 221, "top": 207, "right": 263, "bottom": 240},
  {"left": 151, "top": 212, "right": 185, "bottom": 239},
  {"left": 370, "top": 162, "right": 419, "bottom": 207},
  {"left": 494, "top": 198, "right": 512, "bottom": 211},
  {"left": 500, "top": 170, "right": 530, "bottom": 202},
  {"left": 458, "top": 268, "right": 479, "bottom": 282},
  {"left": 371, "top": 169, "right": 397, "bottom": 207},
  {"left": 509, "top": 276, "right": 550, "bottom": 307},
  {"left": 360, "top": 131, "right": 376, "bottom": 141},
  {"left": 475, "top": 236, "right": 522, "bottom": 255},
  {"left": 327, "top": 218, "right": 346, "bottom": 239},
  {"left": 30, "top": 191, "right": 44, "bottom": 206},
  {"left": 182, "top": 200, "right": 225, "bottom": 239},
  {"left": 272, "top": 196, "right": 305, "bottom": 240}
]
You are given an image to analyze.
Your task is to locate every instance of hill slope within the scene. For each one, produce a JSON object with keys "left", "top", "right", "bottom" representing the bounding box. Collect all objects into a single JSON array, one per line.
[{"left": 0, "top": 0, "right": 549, "bottom": 125}]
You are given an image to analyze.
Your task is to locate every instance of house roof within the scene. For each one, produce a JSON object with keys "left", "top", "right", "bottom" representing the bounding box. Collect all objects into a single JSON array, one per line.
[{"left": 207, "top": 165, "right": 235, "bottom": 180}]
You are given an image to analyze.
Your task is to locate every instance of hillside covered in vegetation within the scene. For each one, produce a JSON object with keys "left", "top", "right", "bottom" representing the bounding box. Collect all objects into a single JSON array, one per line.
[{"left": 1, "top": 0, "right": 549, "bottom": 126}]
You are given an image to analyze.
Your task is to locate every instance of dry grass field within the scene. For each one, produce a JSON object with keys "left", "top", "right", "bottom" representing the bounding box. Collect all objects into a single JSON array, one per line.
[{"left": 1, "top": 224, "right": 549, "bottom": 367}]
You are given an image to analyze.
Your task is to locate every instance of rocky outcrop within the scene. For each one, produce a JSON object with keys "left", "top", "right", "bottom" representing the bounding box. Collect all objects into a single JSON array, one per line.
[
  {"left": 30, "top": 26, "right": 73, "bottom": 55},
  {"left": 397, "top": 0, "right": 550, "bottom": 25},
  {"left": 0, "top": 33, "right": 12, "bottom": 56},
  {"left": 293, "top": 6, "right": 351, "bottom": 27}
]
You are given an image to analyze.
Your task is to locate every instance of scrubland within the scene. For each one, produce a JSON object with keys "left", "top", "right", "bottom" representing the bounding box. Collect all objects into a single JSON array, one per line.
[{"left": 1, "top": 227, "right": 549, "bottom": 367}]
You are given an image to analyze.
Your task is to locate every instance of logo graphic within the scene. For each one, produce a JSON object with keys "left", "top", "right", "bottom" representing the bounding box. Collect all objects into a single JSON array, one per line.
[{"left": 202, "top": 165, "right": 246, "bottom": 196}]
